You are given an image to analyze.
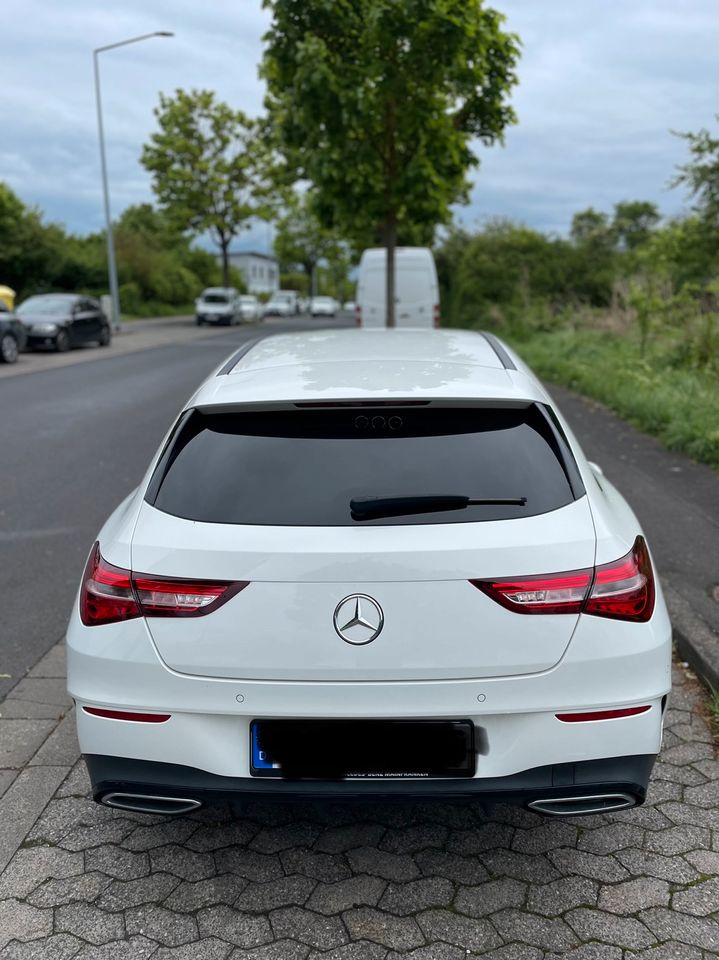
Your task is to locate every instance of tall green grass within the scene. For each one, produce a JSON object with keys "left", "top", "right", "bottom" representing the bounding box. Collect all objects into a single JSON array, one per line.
[{"left": 502, "top": 328, "right": 719, "bottom": 471}]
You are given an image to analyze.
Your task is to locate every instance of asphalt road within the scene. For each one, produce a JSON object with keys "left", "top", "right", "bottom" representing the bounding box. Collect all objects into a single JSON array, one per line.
[
  {"left": 0, "top": 315, "right": 352, "bottom": 700},
  {"left": 1, "top": 319, "right": 717, "bottom": 700}
]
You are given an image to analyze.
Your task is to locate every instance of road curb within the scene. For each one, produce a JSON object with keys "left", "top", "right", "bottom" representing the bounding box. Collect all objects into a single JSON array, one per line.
[{"left": 665, "top": 583, "right": 719, "bottom": 693}]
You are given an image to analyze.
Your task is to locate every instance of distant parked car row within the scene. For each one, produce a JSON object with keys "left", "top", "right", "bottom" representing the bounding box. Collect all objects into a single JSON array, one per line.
[
  {"left": 0, "top": 294, "right": 111, "bottom": 364},
  {"left": 192, "top": 288, "right": 360, "bottom": 330},
  {"left": 195, "top": 288, "right": 263, "bottom": 325}
]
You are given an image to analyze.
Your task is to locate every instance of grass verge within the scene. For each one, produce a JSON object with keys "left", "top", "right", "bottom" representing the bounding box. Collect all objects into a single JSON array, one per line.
[{"left": 500, "top": 327, "right": 719, "bottom": 471}]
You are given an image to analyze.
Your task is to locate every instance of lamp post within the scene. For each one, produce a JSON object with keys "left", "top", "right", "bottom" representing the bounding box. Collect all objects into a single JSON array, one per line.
[{"left": 93, "top": 31, "right": 174, "bottom": 331}]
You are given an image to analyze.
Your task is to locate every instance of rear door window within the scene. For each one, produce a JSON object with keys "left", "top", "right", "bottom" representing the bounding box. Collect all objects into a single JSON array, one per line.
[{"left": 148, "top": 406, "right": 583, "bottom": 526}]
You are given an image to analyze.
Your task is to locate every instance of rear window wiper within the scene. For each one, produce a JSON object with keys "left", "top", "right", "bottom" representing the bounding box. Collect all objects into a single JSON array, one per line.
[{"left": 350, "top": 495, "right": 527, "bottom": 521}]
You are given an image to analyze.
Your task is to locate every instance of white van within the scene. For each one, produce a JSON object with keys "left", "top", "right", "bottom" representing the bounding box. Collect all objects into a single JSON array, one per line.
[{"left": 356, "top": 247, "right": 440, "bottom": 328}]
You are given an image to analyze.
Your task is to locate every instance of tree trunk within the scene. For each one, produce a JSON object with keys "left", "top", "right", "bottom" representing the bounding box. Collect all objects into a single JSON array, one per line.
[
  {"left": 221, "top": 240, "right": 230, "bottom": 288},
  {"left": 384, "top": 218, "right": 397, "bottom": 328}
]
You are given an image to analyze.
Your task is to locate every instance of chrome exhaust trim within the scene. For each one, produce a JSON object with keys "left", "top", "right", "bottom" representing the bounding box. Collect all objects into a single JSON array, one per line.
[
  {"left": 528, "top": 793, "right": 636, "bottom": 816},
  {"left": 101, "top": 792, "right": 202, "bottom": 816}
]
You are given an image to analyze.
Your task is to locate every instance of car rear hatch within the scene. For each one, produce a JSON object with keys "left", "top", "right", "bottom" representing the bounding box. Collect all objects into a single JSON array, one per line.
[{"left": 132, "top": 403, "right": 594, "bottom": 682}]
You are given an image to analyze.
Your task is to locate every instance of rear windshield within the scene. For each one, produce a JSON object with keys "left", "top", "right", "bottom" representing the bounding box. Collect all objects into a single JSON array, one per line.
[{"left": 147, "top": 406, "right": 582, "bottom": 526}]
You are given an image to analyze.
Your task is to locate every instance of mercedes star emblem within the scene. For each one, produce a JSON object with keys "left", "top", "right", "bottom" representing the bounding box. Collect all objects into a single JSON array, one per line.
[{"left": 333, "top": 594, "right": 384, "bottom": 645}]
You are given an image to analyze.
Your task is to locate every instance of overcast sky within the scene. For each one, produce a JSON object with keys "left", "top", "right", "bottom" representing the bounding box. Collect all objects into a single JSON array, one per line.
[{"left": 2, "top": 0, "right": 717, "bottom": 252}]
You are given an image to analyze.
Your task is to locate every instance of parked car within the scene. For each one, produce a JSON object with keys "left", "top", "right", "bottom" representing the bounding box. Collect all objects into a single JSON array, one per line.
[
  {"left": 342, "top": 300, "right": 356, "bottom": 314},
  {"left": 195, "top": 288, "right": 241, "bottom": 326},
  {"left": 356, "top": 247, "right": 439, "bottom": 328},
  {"left": 68, "top": 328, "right": 670, "bottom": 817},
  {"left": 238, "top": 295, "right": 261, "bottom": 322},
  {"left": 310, "top": 296, "right": 337, "bottom": 317},
  {"left": 263, "top": 290, "right": 299, "bottom": 317},
  {"left": 0, "top": 299, "right": 27, "bottom": 364},
  {"left": 17, "top": 294, "right": 110, "bottom": 352}
]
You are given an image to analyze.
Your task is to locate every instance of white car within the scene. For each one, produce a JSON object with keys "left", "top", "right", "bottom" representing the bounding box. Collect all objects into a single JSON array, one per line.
[
  {"left": 238, "top": 295, "right": 261, "bottom": 322},
  {"left": 310, "top": 296, "right": 337, "bottom": 317},
  {"left": 195, "top": 288, "right": 240, "bottom": 326},
  {"left": 263, "top": 290, "right": 299, "bottom": 317},
  {"left": 67, "top": 329, "right": 671, "bottom": 817}
]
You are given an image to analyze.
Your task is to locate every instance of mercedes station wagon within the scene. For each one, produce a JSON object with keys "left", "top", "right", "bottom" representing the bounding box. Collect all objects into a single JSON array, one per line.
[{"left": 67, "top": 329, "right": 672, "bottom": 817}]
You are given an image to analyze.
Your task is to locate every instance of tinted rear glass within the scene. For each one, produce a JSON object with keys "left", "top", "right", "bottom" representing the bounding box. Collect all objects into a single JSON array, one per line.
[
  {"left": 202, "top": 293, "right": 230, "bottom": 304},
  {"left": 149, "top": 406, "right": 581, "bottom": 526}
]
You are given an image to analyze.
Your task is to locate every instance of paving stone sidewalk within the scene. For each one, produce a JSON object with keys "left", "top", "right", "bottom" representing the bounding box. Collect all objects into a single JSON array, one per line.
[{"left": 0, "top": 646, "right": 717, "bottom": 958}]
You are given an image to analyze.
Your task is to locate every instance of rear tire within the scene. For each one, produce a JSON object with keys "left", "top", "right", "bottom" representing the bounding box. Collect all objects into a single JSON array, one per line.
[
  {"left": 55, "top": 330, "right": 70, "bottom": 353},
  {"left": 196, "top": 317, "right": 203, "bottom": 326},
  {"left": 0, "top": 333, "right": 18, "bottom": 364}
]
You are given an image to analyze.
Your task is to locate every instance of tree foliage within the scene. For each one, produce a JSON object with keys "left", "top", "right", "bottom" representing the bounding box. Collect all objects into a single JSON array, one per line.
[
  {"left": 0, "top": 182, "right": 222, "bottom": 313},
  {"left": 262, "top": 0, "right": 520, "bottom": 324},
  {"left": 141, "top": 89, "right": 268, "bottom": 285},
  {"left": 612, "top": 200, "right": 660, "bottom": 250},
  {"left": 273, "top": 193, "right": 341, "bottom": 285},
  {"left": 672, "top": 119, "right": 719, "bottom": 226}
]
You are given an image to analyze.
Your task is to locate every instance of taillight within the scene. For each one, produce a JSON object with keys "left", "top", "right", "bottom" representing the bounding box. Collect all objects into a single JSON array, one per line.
[
  {"left": 433, "top": 303, "right": 441, "bottom": 328},
  {"left": 80, "top": 544, "right": 140, "bottom": 626},
  {"left": 471, "top": 569, "right": 592, "bottom": 615},
  {"left": 79, "top": 543, "right": 247, "bottom": 626},
  {"left": 584, "top": 537, "right": 654, "bottom": 622},
  {"left": 471, "top": 537, "right": 655, "bottom": 623},
  {"left": 355, "top": 304, "right": 362, "bottom": 326},
  {"left": 133, "top": 575, "right": 246, "bottom": 617}
]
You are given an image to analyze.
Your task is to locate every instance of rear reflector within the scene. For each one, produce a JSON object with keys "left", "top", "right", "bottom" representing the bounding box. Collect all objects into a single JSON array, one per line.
[
  {"left": 471, "top": 536, "right": 655, "bottom": 623},
  {"left": 556, "top": 705, "right": 651, "bottom": 723},
  {"left": 293, "top": 400, "right": 430, "bottom": 408},
  {"left": 83, "top": 707, "right": 171, "bottom": 723},
  {"left": 80, "top": 542, "right": 248, "bottom": 626}
]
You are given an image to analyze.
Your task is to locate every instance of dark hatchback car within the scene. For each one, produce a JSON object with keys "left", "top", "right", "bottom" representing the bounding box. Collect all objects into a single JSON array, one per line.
[
  {"left": 0, "top": 299, "right": 27, "bottom": 363},
  {"left": 17, "top": 294, "right": 111, "bottom": 352}
]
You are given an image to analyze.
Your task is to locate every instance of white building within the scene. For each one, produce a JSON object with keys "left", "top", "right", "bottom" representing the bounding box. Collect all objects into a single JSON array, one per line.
[{"left": 226, "top": 251, "right": 280, "bottom": 295}]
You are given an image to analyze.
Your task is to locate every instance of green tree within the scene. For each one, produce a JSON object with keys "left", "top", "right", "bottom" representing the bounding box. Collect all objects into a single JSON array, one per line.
[
  {"left": 262, "top": 0, "right": 520, "bottom": 325},
  {"left": 141, "top": 89, "right": 268, "bottom": 286},
  {"left": 570, "top": 208, "right": 611, "bottom": 247},
  {"left": 672, "top": 120, "right": 719, "bottom": 226},
  {"left": 612, "top": 201, "right": 660, "bottom": 250},
  {"left": 273, "top": 194, "right": 342, "bottom": 295}
]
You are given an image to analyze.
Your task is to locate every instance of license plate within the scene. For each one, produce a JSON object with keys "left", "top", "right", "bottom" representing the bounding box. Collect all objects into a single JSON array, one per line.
[{"left": 250, "top": 719, "right": 475, "bottom": 779}]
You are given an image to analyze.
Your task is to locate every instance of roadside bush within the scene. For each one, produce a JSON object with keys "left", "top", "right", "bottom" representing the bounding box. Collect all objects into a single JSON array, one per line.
[{"left": 118, "top": 282, "right": 142, "bottom": 315}]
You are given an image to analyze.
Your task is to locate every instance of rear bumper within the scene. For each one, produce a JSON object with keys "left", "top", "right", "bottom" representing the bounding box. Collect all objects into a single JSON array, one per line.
[{"left": 86, "top": 752, "right": 656, "bottom": 813}]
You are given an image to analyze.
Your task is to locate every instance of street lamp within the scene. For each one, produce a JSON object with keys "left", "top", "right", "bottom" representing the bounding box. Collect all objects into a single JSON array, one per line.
[{"left": 93, "top": 31, "right": 174, "bottom": 332}]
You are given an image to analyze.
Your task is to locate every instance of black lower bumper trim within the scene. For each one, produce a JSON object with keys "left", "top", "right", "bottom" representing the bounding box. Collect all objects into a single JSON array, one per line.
[{"left": 86, "top": 753, "right": 656, "bottom": 809}]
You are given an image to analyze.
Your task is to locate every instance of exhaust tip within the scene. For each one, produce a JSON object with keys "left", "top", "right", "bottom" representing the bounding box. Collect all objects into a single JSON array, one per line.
[
  {"left": 528, "top": 793, "right": 636, "bottom": 817},
  {"left": 101, "top": 792, "right": 202, "bottom": 816}
]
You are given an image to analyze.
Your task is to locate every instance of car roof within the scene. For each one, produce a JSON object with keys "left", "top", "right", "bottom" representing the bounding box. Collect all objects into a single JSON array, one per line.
[{"left": 189, "top": 329, "right": 550, "bottom": 410}]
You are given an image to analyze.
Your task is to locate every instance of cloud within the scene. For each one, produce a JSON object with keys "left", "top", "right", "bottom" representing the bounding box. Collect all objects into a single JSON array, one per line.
[{"left": 1, "top": 0, "right": 716, "bottom": 245}]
